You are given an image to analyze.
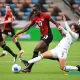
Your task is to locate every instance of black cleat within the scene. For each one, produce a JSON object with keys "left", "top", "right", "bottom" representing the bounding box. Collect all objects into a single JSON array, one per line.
[
  {"left": 13, "top": 54, "right": 17, "bottom": 63},
  {"left": 22, "top": 68, "right": 31, "bottom": 73},
  {"left": 76, "top": 65, "right": 80, "bottom": 71},
  {"left": 21, "top": 59, "right": 29, "bottom": 66}
]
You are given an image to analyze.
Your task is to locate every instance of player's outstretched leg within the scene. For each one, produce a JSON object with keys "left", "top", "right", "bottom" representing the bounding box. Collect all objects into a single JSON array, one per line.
[{"left": 1, "top": 44, "right": 17, "bottom": 63}]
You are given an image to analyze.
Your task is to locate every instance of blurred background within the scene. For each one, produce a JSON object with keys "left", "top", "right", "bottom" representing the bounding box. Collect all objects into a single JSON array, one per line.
[{"left": 0, "top": 0, "right": 80, "bottom": 41}]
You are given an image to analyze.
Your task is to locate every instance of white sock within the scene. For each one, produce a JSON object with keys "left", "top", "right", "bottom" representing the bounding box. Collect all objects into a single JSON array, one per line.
[
  {"left": 65, "top": 65, "right": 78, "bottom": 71},
  {"left": 28, "top": 55, "right": 43, "bottom": 64}
]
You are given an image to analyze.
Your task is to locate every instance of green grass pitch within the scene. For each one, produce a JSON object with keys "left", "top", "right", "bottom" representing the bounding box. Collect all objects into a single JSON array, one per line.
[{"left": 0, "top": 41, "right": 80, "bottom": 80}]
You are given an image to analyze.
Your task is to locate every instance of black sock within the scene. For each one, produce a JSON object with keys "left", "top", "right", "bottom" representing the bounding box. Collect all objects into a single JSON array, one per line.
[
  {"left": 15, "top": 42, "right": 21, "bottom": 51},
  {"left": 28, "top": 51, "right": 38, "bottom": 70},
  {"left": 1, "top": 44, "right": 15, "bottom": 57}
]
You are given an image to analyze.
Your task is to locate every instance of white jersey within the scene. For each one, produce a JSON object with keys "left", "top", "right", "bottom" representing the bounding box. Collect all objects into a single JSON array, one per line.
[
  {"left": 50, "top": 21, "right": 79, "bottom": 59},
  {"left": 56, "top": 21, "right": 79, "bottom": 52}
]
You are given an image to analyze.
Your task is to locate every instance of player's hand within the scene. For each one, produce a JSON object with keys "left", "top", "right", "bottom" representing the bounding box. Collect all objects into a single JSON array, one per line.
[
  {"left": 57, "top": 24, "right": 62, "bottom": 30},
  {"left": 12, "top": 35, "right": 18, "bottom": 41},
  {"left": 58, "top": 25, "right": 63, "bottom": 30},
  {"left": 62, "top": 15, "right": 66, "bottom": 21},
  {"left": 77, "top": 19, "right": 80, "bottom": 25},
  {"left": 13, "top": 34, "right": 18, "bottom": 39}
]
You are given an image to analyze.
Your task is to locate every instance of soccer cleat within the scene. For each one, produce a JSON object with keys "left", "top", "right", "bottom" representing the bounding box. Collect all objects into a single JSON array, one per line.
[
  {"left": 21, "top": 59, "right": 29, "bottom": 66},
  {"left": 13, "top": 54, "right": 17, "bottom": 63},
  {"left": 19, "top": 50, "right": 24, "bottom": 58},
  {"left": 0, "top": 51, "right": 7, "bottom": 57},
  {"left": 76, "top": 65, "right": 80, "bottom": 71},
  {"left": 22, "top": 68, "right": 31, "bottom": 73}
]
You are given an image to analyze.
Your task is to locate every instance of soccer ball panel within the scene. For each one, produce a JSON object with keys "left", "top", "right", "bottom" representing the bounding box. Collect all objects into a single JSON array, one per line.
[{"left": 12, "top": 64, "right": 21, "bottom": 73}]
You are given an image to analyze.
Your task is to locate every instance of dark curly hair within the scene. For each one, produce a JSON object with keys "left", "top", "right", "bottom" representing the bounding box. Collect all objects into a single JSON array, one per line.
[{"left": 33, "top": 4, "right": 41, "bottom": 10}]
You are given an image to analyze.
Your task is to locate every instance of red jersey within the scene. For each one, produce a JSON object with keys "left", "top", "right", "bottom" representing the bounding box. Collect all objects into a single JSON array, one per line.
[
  {"left": 31, "top": 12, "right": 52, "bottom": 36},
  {"left": 4, "top": 11, "right": 13, "bottom": 30}
]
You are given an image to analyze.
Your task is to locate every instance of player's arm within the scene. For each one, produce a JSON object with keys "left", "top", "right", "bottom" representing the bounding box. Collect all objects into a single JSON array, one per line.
[
  {"left": 50, "top": 17, "right": 67, "bottom": 36},
  {"left": 64, "top": 20, "right": 79, "bottom": 38},
  {"left": 58, "top": 25, "right": 67, "bottom": 35},
  {"left": 14, "top": 22, "right": 33, "bottom": 38},
  {"left": 50, "top": 18, "right": 60, "bottom": 27},
  {"left": 63, "top": 16, "right": 78, "bottom": 38},
  {"left": 0, "top": 17, "right": 12, "bottom": 24},
  {"left": 63, "top": 15, "right": 72, "bottom": 33},
  {"left": 76, "top": 19, "right": 80, "bottom": 25}
]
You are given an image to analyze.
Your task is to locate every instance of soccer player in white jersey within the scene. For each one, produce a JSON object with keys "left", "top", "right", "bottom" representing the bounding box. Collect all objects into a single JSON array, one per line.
[{"left": 21, "top": 16, "right": 80, "bottom": 72}]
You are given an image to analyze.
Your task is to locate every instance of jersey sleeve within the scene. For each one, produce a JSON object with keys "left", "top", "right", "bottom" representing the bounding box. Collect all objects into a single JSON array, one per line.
[
  {"left": 45, "top": 13, "right": 51, "bottom": 20},
  {"left": 64, "top": 21, "right": 71, "bottom": 32}
]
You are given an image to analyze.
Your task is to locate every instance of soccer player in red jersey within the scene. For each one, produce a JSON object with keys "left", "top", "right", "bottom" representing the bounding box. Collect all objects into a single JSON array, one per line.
[
  {"left": 14, "top": 4, "right": 60, "bottom": 72},
  {"left": 0, "top": 27, "right": 17, "bottom": 63},
  {"left": 0, "top": 5, "right": 24, "bottom": 57}
]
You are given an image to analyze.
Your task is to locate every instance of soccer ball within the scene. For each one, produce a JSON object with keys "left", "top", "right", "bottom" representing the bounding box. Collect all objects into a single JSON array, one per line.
[{"left": 12, "top": 64, "right": 21, "bottom": 73}]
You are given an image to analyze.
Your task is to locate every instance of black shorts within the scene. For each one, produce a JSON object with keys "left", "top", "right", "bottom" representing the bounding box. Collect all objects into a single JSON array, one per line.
[
  {"left": 3, "top": 29, "right": 15, "bottom": 37},
  {"left": 0, "top": 32, "right": 3, "bottom": 42},
  {"left": 41, "top": 33, "right": 53, "bottom": 46}
]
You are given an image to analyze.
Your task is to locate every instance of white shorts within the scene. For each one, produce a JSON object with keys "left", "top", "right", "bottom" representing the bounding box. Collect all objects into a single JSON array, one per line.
[{"left": 50, "top": 47, "right": 68, "bottom": 59}]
